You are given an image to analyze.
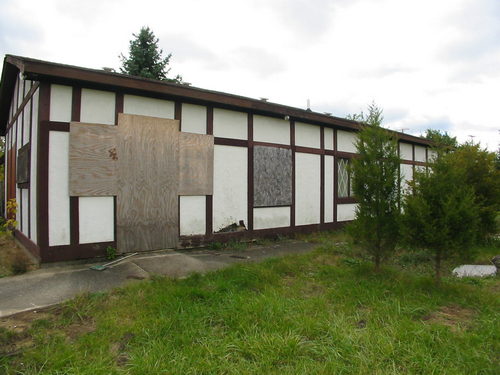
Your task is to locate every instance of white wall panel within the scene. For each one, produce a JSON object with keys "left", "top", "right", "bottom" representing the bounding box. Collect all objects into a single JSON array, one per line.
[
  {"left": 337, "top": 204, "right": 357, "bottom": 222},
  {"left": 400, "top": 163, "right": 413, "bottom": 193},
  {"left": 181, "top": 103, "right": 206, "bottom": 134},
  {"left": 254, "top": 206, "right": 290, "bottom": 229},
  {"left": 179, "top": 196, "right": 206, "bottom": 235},
  {"left": 21, "top": 189, "right": 29, "bottom": 235},
  {"left": 295, "top": 122, "right": 320, "bottom": 148},
  {"left": 79, "top": 196, "right": 114, "bottom": 244},
  {"left": 428, "top": 149, "right": 437, "bottom": 162},
  {"left": 80, "top": 88, "right": 116, "bottom": 125},
  {"left": 30, "top": 89, "right": 39, "bottom": 243},
  {"left": 253, "top": 115, "right": 290, "bottom": 145},
  {"left": 324, "top": 155, "right": 334, "bottom": 222},
  {"left": 213, "top": 108, "right": 247, "bottom": 140},
  {"left": 324, "top": 128, "right": 334, "bottom": 150},
  {"left": 295, "top": 153, "right": 321, "bottom": 225},
  {"left": 213, "top": 145, "right": 247, "bottom": 231},
  {"left": 400, "top": 143, "right": 413, "bottom": 161},
  {"left": 415, "top": 145, "right": 426, "bottom": 162},
  {"left": 23, "top": 103, "right": 30, "bottom": 145},
  {"left": 123, "top": 94, "right": 175, "bottom": 119},
  {"left": 49, "top": 84, "right": 72, "bottom": 122},
  {"left": 337, "top": 130, "right": 358, "bottom": 153},
  {"left": 48, "top": 131, "right": 70, "bottom": 246}
]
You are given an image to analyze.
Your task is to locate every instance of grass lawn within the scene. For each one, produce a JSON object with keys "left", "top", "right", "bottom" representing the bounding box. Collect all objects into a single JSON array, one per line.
[{"left": 1, "top": 232, "right": 499, "bottom": 374}]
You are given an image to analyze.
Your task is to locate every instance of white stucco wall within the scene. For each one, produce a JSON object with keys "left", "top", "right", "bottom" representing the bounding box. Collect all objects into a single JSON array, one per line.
[
  {"left": 253, "top": 115, "right": 290, "bottom": 145},
  {"left": 324, "top": 127, "right": 334, "bottom": 150},
  {"left": 400, "top": 163, "right": 414, "bottom": 193},
  {"left": 337, "top": 203, "right": 357, "bottom": 222},
  {"left": 30, "top": 88, "right": 39, "bottom": 243},
  {"left": 213, "top": 108, "right": 247, "bottom": 140},
  {"left": 295, "top": 122, "right": 320, "bottom": 148},
  {"left": 123, "top": 94, "right": 175, "bottom": 119},
  {"left": 414, "top": 145, "right": 426, "bottom": 162},
  {"left": 22, "top": 103, "right": 30, "bottom": 144},
  {"left": 49, "top": 84, "right": 72, "bottom": 122},
  {"left": 181, "top": 103, "right": 206, "bottom": 134},
  {"left": 48, "top": 131, "right": 70, "bottom": 246},
  {"left": 78, "top": 196, "right": 115, "bottom": 244},
  {"left": 213, "top": 145, "right": 247, "bottom": 231},
  {"left": 80, "top": 88, "right": 115, "bottom": 125},
  {"left": 428, "top": 149, "right": 437, "bottom": 162},
  {"left": 400, "top": 143, "right": 413, "bottom": 161},
  {"left": 324, "top": 155, "right": 334, "bottom": 222},
  {"left": 253, "top": 206, "right": 291, "bottom": 229},
  {"left": 179, "top": 196, "right": 206, "bottom": 235},
  {"left": 21, "top": 187, "right": 28, "bottom": 234},
  {"left": 295, "top": 152, "right": 321, "bottom": 225},
  {"left": 337, "top": 130, "right": 358, "bottom": 153}
]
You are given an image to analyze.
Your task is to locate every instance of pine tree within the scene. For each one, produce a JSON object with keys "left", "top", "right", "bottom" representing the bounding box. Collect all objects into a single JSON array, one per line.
[
  {"left": 348, "top": 103, "right": 401, "bottom": 271},
  {"left": 120, "top": 26, "right": 182, "bottom": 83}
]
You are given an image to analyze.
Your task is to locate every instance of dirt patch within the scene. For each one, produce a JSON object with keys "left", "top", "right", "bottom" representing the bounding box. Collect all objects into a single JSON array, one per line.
[
  {"left": 0, "top": 233, "right": 38, "bottom": 276},
  {"left": 422, "top": 305, "right": 476, "bottom": 332}
]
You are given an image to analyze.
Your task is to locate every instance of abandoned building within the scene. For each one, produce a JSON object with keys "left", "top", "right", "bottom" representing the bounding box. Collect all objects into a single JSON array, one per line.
[{"left": 0, "top": 55, "right": 433, "bottom": 262}]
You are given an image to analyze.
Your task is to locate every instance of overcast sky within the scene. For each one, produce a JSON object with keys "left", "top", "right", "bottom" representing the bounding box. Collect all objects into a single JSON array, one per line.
[{"left": 1, "top": 0, "right": 498, "bottom": 150}]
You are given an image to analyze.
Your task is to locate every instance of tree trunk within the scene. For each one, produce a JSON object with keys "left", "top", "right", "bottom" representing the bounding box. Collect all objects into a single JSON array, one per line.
[
  {"left": 374, "top": 253, "right": 381, "bottom": 272},
  {"left": 435, "top": 251, "right": 441, "bottom": 286}
]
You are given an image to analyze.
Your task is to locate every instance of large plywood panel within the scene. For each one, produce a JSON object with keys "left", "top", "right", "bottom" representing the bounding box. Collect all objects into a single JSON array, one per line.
[
  {"left": 79, "top": 196, "right": 114, "bottom": 244},
  {"left": 179, "top": 196, "right": 206, "bottom": 235},
  {"left": 254, "top": 145, "right": 292, "bottom": 207},
  {"left": 69, "top": 122, "right": 118, "bottom": 196},
  {"left": 213, "top": 145, "right": 247, "bottom": 231},
  {"left": 178, "top": 132, "right": 214, "bottom": 195},
  {"left": 253, "top": 206, "right": 290, "bottom": 230},
  {"left": 253, "top": 115, "right": 290, "bottom": 145},
  {"left": 80, "top": 89, "right": 116, "bottom": 125},
  {"left": 49, "top": 131, "right": 70, "bottom": 246},
  {"left": 295, "top": 153, "right": 321, "bottom": 225},
  {"left": 117, "top": 114, "right": 179, "bottom": 252}
]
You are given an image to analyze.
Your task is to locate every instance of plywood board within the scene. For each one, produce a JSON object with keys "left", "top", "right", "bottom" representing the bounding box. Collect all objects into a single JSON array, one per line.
[
  {"left": 69, "top": 122, "right": 118, "bottom": 196},
  {"left": 117, "top": 114, "right": 179, "bottom": 252},
  {"left": 178, "top": 132, "right": 214, "bottom": 195},
  {"left": 253, "top": 145, "right": 292, "bottom": 207},
  {"left": 16, "top": 143, "right": 30, "bottom": 184}
]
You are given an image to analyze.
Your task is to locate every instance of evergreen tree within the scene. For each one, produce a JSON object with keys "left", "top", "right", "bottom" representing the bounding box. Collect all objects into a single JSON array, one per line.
[
  {"left": 348, "top": 103, "right": 401, "bottom": 271},
  {"left": 120, "top": 26, "right": 182, "bottom": 83},
  {"left": 424, "top": 129, "right": 458, "bottom": 153},
  {"left": 402, "top": 153, "right": 479, "bottom": 284}
]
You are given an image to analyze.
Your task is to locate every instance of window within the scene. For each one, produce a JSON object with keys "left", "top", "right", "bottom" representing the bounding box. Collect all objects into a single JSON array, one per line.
[{"left": 337, "top": 158, "right": 353, "bottom": 198}]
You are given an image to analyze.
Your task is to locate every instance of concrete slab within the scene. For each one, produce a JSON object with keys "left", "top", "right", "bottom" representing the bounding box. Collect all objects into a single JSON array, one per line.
[{"left": 452, "top": 265, "right": 497, "bottom": 278}]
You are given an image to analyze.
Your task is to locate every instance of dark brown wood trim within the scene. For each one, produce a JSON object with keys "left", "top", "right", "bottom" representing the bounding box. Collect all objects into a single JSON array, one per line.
[
  {"left": 18, "top": 182, "right": 30, "bottom": 189},
  {"left": 6, "top": 82, "right": 40, "bottom": 133},
  {"left": 412, "top": 144, "right": 415, "bottom": 162},
  {"left": 71, "top": 86, "right": 81, "bottom": 122},
  {"left": 175, "top": 101, "right": 182, "bottom": 130},
  {"left": 337, "top": 197, "right": 357, "bottom": 204},
  {"left": 207, "top": 106, "right": 213, "bottom": 135},
  {"left": 253, "top": 141, "right": 291, "bottom": 149},
  {"left": 70, "top": 197, "right": 79, "bottom": 245},
  {"left": 28, "top": 95, "right": 33, "bottom": 238},
  {"left": 214, "top": 137, "right": 248, "bottom": 147},
  {"left": 425, "top": 147, "right": 428, "bottom": 163},
  {"left": 401, "top": 160, "right": 427, "bottom": 167},
  {"left": 43, "top": 120, "right": 70, "bottom": 132},
  {"left": 13, "top": 229, "right": 41, "bottom": 260},
  {"left": 294, "top": 146, "right": 323, "bottom": 155},
  {"left": 335, "top": 150, "right": 357, "bottom": 159},
  {"left": 206, "top": 195, "right": 213, "bottom": 235},
  {"left": 320, "top": 127, "right": 325, "bottom": 224},
  {"left": 37, "top": 82, "right": 50, "bottom": 251},
  {"left": 247, "top": 113, "right": 254, "bottom": 231},
  {"left": 115, "top": 92, "right": 124, "bottom": 125},
  {"left": 113, "top": 196, "right": 117, "bottom": 245},
  {"left": 42, "top": 241, "right": 115, "bottom": 262},
  {"left": 290, "top": 120, "right": 296, "bottom": 227},
  {"left": 333, "top": 129, "right": 338, "bottom": 222}
]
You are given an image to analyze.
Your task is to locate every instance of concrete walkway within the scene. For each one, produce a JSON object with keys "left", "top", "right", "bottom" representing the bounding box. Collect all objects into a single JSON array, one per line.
[{"left": 0, "top": 240, "right": 316, "bottom": 318}]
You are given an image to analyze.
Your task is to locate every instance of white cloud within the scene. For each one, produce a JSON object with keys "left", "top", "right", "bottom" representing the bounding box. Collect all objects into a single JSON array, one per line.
[{"left": 0, "top": 0, "right": 497, "bottom": 150}]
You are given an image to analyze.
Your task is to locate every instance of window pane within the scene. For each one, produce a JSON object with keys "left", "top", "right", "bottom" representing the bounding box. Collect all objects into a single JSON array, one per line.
[{"left": 338, "top": 158, "right": 349, "bottom": 198}]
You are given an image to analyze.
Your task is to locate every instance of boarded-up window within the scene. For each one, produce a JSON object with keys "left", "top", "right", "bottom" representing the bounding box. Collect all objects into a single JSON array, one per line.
[{"left": 17, "top": 143, "right": 30, "bottom": 186}]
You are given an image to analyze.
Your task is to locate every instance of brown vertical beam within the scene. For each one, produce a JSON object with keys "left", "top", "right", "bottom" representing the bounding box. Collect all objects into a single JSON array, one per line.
[
  {"left": 206, "top": 106, "right": 213, "bottom": 235},
  {"left": 115, "top": 92, "right": 123, "bottom": 125},
  {"left": 37, "top": 82, "right": 50, "bottom": 250},
  {"left": 333, "top": 129, "right": 338, "bottom": 222},
  {"left": 320, "top": 127, "right": 325, "bottom": 224},
  {"left": 27, "top": 96, "right": 33, "bottom": 238},
  {"left": 290, "top": 120, "right": 295, "bottom": 227},
  {"left": 70, "top": 86, "right": 81, "bottom": 245},
  {"left": 175, "top": 101, "right": 182, "bottom": 130},
  {"left": 247, "top": 113, "right": 254, "bottom": 231}
]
